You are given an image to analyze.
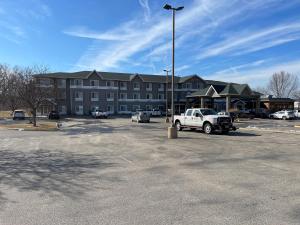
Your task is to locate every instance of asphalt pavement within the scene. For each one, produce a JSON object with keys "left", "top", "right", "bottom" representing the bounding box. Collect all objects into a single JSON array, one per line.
[{"left": 0, "top": 117, "right": 299, "bottom": 225}]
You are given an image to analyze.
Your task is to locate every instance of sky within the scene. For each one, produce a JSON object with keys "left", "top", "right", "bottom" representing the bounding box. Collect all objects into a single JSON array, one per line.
[{"left": 0, "top": 0, "right": 300, "bottom": 87}]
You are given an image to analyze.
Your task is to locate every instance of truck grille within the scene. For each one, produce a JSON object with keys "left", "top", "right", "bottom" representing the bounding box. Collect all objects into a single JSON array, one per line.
[{"left": 218, "top": 117, "right": 231, "bottom": 124}]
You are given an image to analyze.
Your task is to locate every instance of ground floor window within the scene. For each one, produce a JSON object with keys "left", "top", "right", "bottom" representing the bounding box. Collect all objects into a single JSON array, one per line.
[
  {"left": 119, "top": 105, "right": 127, "bottom": 111},
  {"left": 107, "top": 105, "right": 114, "bottom": 112},
  {"left": 58, "top": 105, "right": 66, "bottom": 114},
  {"left": 132, "top": 105, "right": 140, "bottom": 112},
  {"left": 75, "top": 105, "right": 83, "bottom": 115},
  {"left": 158, "top": 105, "right": 164, "bottom": 111},
  {"left": 146, "top": 105, "right": 152, "bottom": 110}
]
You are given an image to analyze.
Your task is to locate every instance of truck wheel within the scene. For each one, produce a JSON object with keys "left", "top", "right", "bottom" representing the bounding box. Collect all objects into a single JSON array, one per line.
[
  {"left": 282, "top": 116, "right": 287, "bottom": 120},
  {"left": 204, "top": 123, "right": 213, "bottom": 134},
  {"left": 175, "top": 121, "right": 182, "bottom": 131}
]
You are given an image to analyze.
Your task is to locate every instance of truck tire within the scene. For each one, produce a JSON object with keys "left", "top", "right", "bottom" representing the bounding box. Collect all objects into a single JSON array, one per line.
[
  {"left": 282, "top": 116, "right": 287, "bottom": 120},
  {"left": 175, "top": 121, "right": 182, "bottom": 131},
  {"left": 222, "top": 130, "right": 229, "bottom": 135},
  {"left": 204, "top": 123, "right": 213, "bottom": 134}
]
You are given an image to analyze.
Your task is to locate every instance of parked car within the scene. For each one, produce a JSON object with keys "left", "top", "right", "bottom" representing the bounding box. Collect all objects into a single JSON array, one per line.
[
  {"left": 12, "top": 110, "right": 25, "bottom": 120},
  {"left": 48, "top": 110, "right": 60, "bottom": 120},
  {"left": 174, "top": 108, "right": 236, "bottom": 134},
  {"left": 143, "top": 109, "right": 162, "bottom": 117},
  {"left": 269, "top": 110, "right": 295, "bottom": 120},
  {"left": 294, "top": 109, "right": 300, "bottom": 119},
  {"left": 131, "top": 111, "right": 150, "bottom": 123},
  {"left": 91, "top": 109, "right": 108, "bottom": 118}
]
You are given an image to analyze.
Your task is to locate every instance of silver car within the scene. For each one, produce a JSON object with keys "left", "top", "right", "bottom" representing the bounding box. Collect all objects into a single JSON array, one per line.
[{"left": 131, "top": 111, "right": 150, "bottom": 123}]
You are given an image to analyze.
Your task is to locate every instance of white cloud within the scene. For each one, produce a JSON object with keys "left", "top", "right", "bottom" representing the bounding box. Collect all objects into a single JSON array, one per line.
[
  {"left": 138, "top": 0, "right": 151, "bottom": 22},
  {"left": 198, "top": 22, "right": 300, "bottom": 59},
  {"left": 176, "top": 65, "right": 190, "bottom": 73},
  {"left": 206, "top": 59, "right": 300, "bottom": 87}
]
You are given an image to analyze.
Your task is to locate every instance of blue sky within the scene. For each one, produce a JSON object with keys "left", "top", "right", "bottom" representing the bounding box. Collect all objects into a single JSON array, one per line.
[{"left": 0, "top": 0, "right": 300, "bottom": 87}]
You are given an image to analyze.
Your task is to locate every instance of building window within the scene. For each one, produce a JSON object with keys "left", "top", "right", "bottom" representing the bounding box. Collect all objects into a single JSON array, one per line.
[
  {"left": 58, "top": 79, "right": 66, "bottom": 88},
  {"left": 146, "top": 83, "right": 152, "bottom": 91},
  {"left": 107, "top": 105, "right": 114, "bottom": 112},
  {"left": 132, "top": 105, "right": 140, "bottom": 112},
  {"left": 120, "top": 93, "right": 127, "bottom": 99},
  {"left": 133, "top": 93, "right": 140, "bottom": 99},
  {"left": 107, "top": 92, "right": 114, "bottom": 100},
  {"left": 91, "top": 92, "right": 99, "bottom": 101},
  {"left": 133, "top": 82, "right": 140, "bottom": 90},
  {"left": 75, "top": 91, "right": 83, "bottom": 101},
  {"left": 119, "top": 105, "right": 127, "bottom": 111},
  {"left": 158, "top": 105, "right": 164, "bottom": 111},
  {"left": 39, "top": 78, "right": 51, "bottom": 86},
  {"left": 185, "top": 83, "right": 192, "bottom": 89},
  {"left": 58, "top": 91, "right": 66, "bottom": 99},
  {"left": 159, "top": 83, "right": 164, "bottom": 91},
  {"left": 146, "top": 93, "right": 152, "bottom": 99},
  {"left": 90, "top": 80, "right": 99, "bottom": 86},
  {"left": 58, "top": 105, "right": 66, "bottom": 114},
  {"left": 158, "top": 93, "right": 164, "bottom": 100},
  {"left": 75, "top": 105, "right": 83, "bottom": 115},
  {"left": 195, "top": 83, "right": 201, "bottom": 89},
  {"left": 106, "top": 81, "right": 114, "bottom": 87},
  {"left": 146, "top": 105, "right": 152, "bottom": 110},
  {"left": 74, "top": 79, "right": 83, "bottom": 86},
  {"left": 120, "top": 82, "right": 127, "bottom": 90}
]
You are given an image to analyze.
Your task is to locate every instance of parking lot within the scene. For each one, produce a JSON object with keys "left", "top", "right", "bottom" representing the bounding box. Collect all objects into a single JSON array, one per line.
[{"left": 0, "top": 117, "right": 300, "bottom": 225}]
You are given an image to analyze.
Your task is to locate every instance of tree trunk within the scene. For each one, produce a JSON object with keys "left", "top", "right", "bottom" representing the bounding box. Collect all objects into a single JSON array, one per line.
[{"left": 32, "top": 109, "right": 37, "bottom": 127}]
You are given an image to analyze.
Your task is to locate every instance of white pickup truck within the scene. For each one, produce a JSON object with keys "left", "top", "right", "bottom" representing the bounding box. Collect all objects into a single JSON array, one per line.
[{"left": 174, "top": 108, "right": 237, "bottom": 134}]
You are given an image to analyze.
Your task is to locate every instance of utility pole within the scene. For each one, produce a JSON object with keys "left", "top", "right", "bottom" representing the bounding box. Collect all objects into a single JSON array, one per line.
[{"left": 164, "top": 69, "right": 171, "bottom": 123}]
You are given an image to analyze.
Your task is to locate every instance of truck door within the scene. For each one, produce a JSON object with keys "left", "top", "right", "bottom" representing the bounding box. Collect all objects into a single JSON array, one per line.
[
  {"left": 191, "top": 109, "right": 203, "bottom": 127},
  {"left": 184, "top": 109, "right": 194, "bottom": 126}
]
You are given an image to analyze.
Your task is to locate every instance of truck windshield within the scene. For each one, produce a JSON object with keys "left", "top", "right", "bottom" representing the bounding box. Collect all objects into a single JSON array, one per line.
[{"left": 200, "top": 109, "right": 217, "bottom": 115}]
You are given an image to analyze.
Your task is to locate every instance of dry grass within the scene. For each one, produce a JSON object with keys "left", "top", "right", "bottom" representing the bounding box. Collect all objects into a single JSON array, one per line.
[
  {"left": 0, "top": 122, "right": 58, "bottom": 131},
  {"left": 0, "top": 111, "right": 12, "bottom": 118}
]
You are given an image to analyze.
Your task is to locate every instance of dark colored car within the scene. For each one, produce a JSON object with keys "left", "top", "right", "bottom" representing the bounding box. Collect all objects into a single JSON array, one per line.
[{"left": 48, "top": 111, "right": 60, "bottom": 120}]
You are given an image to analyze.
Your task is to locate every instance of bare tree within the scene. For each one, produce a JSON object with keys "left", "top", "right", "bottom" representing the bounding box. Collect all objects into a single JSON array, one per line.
[
  {"left": 268, "top": 71, "right": 299, "bottom": 98},
  {"left": 0, "top": 64, "right": 9, "bottom": 109},
  {"left": 17, "top": 66, "right": 53, "bottom": 127},
  {"left": 253, "top": 86, "right": 269, "bottom": 95}
]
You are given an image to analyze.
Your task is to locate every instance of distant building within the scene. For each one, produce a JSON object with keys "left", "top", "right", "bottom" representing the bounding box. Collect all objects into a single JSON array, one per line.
[
  {"left": 260, "top": 95, "right": 295, "bottom": 112},
  {"left": 187, "top": 81, "right": 261, "bottom": 112},
  {"left": 34, "top": 70, "right": 261, "bottom": 116}
]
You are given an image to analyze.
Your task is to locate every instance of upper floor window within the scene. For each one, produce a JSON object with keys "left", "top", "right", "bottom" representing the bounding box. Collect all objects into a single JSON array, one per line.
[
  {"left": 58, "top": 79, "right": 66, "bottom": 88},
  {"left": 146, "top": 83, "right": 152, "bottom": 91},
  {"left": 39, "top": 78, "right": 51, "bottom": 86},
  {"left": 75, "top": 91, "right": 83, "bottom": 101},
  {"left": 146, "top": 93, "right": 153, "bottom": 99},
  {"left": 133, "top": 93, "right": 140, "bottom": 99},
  {"left": 158, "top": 93, "right": 164, "bottom": 100},
  {"left": 91, "top": 92, "right": 99, "bottom": 100},
  {"left": 159, "top": 83, "right": 164, "bottom": 90},
  {"left": 120, "top": 82, "right": 127, "bottom": 90},
  {"left": 133, "top": 82, "right": 140, "bottom": 90},
  {"left": 90, "top": 80, "right": 99, "bottom": 86},
  {"left": 107, "top": 92, "right": 114, "bottom": 99},
  {"left": 74, "top": 79, "right": 83, "bottom": 86},
  {"left": 195, "top": 83, "right": 201, "bottom": 89},
  {"left": 119, "top": 105, "right": 127, "bottom": 111},
  {"left": 185, "top": 83, "right": 192, "bottom": 89},
  {"left": 106, "top": 81, "right": 114, "bottom": 87},
  {"left": 120, "top": 93, "right": 127, "bottom": 99}
]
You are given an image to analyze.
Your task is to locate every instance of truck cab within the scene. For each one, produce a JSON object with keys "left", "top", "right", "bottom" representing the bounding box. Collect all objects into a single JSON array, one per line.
[{"left": 174, "top": 108, "right": 236, "bottom": 134}]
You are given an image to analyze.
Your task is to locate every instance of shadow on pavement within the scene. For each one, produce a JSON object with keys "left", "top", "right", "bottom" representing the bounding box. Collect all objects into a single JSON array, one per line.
[{"left": 0, "top": 149, "right": 119, "bottom": 205}]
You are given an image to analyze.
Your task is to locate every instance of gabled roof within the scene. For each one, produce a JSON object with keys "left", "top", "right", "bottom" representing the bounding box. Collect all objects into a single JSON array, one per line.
[
  {"left": 187, "top": 86, "right": 210, "bottom": 97},
  {"left": 219, "top": 83, "right": 240, "bottom": 96}
]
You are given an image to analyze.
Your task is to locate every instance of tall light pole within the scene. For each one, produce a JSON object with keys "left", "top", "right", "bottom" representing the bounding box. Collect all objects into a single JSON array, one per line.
[
  {"left": 163, "top": 4, "right": 184, "bottom": 139},
  {"left": 164, "top": 69, "right": 171, "bottom": 123}
]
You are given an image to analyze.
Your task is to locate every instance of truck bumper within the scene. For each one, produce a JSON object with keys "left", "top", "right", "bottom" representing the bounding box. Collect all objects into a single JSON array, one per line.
[{"left": 213, "top": 124, "right": 238, "bottom": 132}]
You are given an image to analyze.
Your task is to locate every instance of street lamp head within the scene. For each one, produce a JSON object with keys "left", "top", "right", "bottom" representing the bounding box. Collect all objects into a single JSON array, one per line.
[
  {"left": 175, "top": 6, "right": 184, "bottom": 11},
  {"left": 163, "top": 4, "right": 172, "bottom": 10}
]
